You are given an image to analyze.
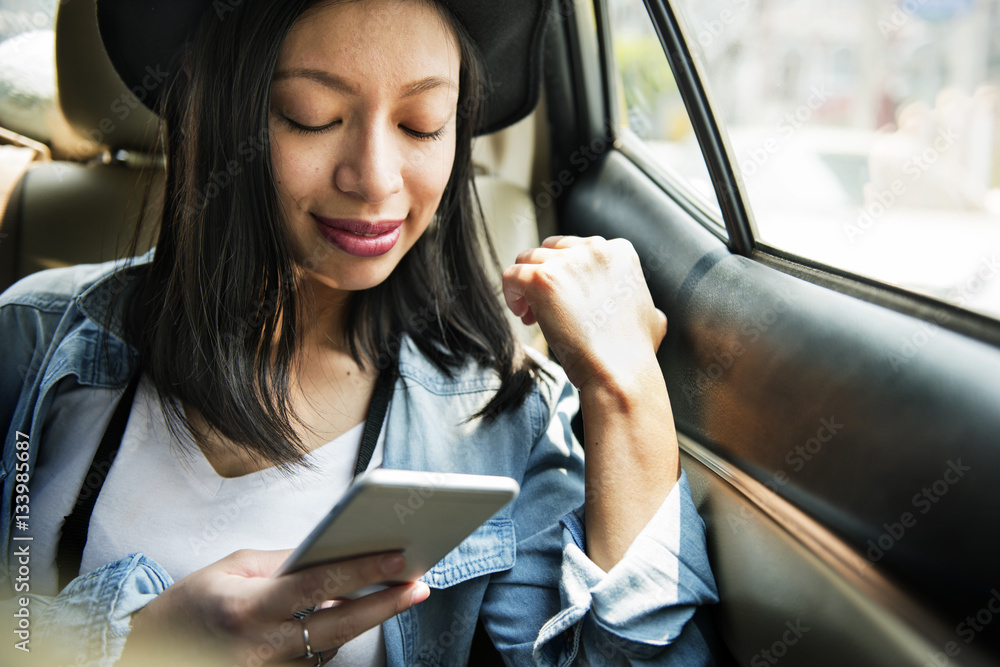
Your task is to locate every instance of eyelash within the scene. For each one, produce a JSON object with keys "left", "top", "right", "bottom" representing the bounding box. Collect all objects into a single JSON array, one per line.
[
  {"left": 277, "top": 113, "right": 444, "bottom": 141},
  {"left": 404, "top": 127, "right": 446, "bottom": 141}
]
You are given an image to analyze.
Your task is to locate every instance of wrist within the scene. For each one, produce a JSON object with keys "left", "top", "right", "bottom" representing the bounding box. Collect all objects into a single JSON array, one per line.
[{"left": 577, "top": 350, "right": 665, "bottom": 409}]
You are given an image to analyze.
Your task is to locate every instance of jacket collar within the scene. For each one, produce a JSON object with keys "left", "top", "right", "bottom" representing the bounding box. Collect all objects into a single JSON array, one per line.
[{"left": 75, "top": 251, "right": 154, "bottom": 344}]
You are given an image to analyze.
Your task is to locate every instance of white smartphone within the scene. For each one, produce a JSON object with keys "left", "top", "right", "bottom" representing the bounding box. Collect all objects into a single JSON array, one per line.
[{"left": 273, "top": 468, "right": 519, "bottom": 597}]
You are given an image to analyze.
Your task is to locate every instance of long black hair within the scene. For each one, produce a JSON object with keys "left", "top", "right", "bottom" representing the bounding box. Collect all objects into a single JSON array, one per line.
[{"left": 122, "top": 0, "right": 540, "bottom": 469}]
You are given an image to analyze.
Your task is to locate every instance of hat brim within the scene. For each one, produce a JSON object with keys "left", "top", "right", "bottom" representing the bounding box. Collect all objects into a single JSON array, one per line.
[{"left": 96, "top": 0, "right": 550, "bottom": 136}]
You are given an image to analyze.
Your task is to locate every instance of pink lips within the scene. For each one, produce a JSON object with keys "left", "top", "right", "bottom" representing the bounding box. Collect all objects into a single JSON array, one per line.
[{"left": 312, "top": 215, "right": 404, "bottom": 257}]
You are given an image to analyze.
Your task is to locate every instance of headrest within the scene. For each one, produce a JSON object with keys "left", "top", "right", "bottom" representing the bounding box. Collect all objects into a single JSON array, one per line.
[{"left": 55, "top": 0, "right": 160, "bottom": 154}]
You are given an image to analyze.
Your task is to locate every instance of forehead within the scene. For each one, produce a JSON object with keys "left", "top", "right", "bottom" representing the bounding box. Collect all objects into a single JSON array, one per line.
[{"left": 276, "top": 0, "right": 461, "bottom": 84}]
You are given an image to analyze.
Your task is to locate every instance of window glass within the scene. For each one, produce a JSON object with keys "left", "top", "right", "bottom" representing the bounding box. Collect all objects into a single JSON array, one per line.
[
  {"left": 673, "top": 0, "right": 1000, "bottom": 319},
  {"left": 0, "top": 0, "right": 57, "bottom": 143},
  {"left": 606, "top": 0, "right": 725, "bottom": 226}
]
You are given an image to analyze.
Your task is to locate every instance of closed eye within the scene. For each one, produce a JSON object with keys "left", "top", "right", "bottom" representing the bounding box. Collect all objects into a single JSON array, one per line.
[
  {"left": 275, "top": 112, "right": 338, "bottom": 135},
  {"left": 403, "top": 126, "right": 446, "bottom": 141},
  {"left": 274, "top": 110, "right": 444, "bottom": 141}
]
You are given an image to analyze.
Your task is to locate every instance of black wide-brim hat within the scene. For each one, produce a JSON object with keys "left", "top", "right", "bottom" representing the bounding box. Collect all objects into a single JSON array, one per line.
[{"left": 96, "top": 0, "right": 551, "bottom": 136}]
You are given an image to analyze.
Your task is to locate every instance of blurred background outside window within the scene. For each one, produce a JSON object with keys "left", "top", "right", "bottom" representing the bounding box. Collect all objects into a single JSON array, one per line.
[
  {"left": 608, "top": 0, "right": 726, "bottom": 228},
  {"left": 670, "top": 0, "right": 1000, "bottom": 320},
  {"left": 0, "top": 0, "right": 57, "bottom": 144}
]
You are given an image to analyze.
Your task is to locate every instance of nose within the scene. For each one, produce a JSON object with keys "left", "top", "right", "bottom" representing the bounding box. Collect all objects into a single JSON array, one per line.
[{"left": 333, "top": 119, "right": 404, "bottom": 204}]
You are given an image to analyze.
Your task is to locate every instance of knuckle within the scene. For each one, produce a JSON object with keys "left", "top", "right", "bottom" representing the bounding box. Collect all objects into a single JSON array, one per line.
[
  {"left": 329, "top": 614, "right": 361, "bottom": 647},
  {"left": 393, "top": 587, "right": 417, "bottom": 615},
  {"left": 229, "top": 548, "right": 254, "bottom": 564},
  {"left": 530, "top": 265, "right": 558, "bottom": 292},
  {"left": 298, "top": 568, "right": 329, "bottom": 599},
  {"left": 236, "top": 645, "right": 261, "bottom": 667},
  {"left": 214, "top": 593, "right": 257, "bottom": 636},
  {"left": 359, "top": 555, "right": 387, "bottom": 585},
  {"left": 609, "top": 237, "right": 638, "bottom": 262}
]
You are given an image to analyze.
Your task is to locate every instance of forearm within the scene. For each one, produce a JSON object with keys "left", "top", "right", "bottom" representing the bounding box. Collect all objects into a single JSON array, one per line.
[
  {"left": 17, "top": 554, "right": 173, "bottom": 666},
  {"left": 581, "top": 354, "right": 680, "bottom": 572}
]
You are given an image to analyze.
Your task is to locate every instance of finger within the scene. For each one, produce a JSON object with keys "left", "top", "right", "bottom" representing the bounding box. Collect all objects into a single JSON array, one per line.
[
  {"left": 513, "top": 247, "right": 561, "bottom": 265},
  {"left": 653, "top": 308, "right": 668, "bottom": 352},
  {"left": 226, "top": 548, "right": 296, "bottom": 579},
  {"left": 501, "top": 263, "right": 534, "bottom": 319},
  {"left": 281, "top": 643, "right": 340, "bottom": 666},
  {"left": 302, "top": 582, "right": 430, "bottom": 655},
  {"left": 261, "top": 552, "right": 407, "bottom": 619},
  {"left": 500, "top": 264, "right": 545, "bottom": 326},
  {"left": 541, "top": 235, "right": 598, "bottom": 249}
]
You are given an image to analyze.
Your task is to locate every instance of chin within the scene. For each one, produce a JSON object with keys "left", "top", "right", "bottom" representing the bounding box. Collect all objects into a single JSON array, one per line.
[{"left": 301, "top": 258, "right": 398, "bottom": 294}]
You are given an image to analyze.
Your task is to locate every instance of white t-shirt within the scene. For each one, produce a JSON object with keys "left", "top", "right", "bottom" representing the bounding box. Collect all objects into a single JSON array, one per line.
[{"left": 31, "top": 375, "right": 387, "bottom": 665}]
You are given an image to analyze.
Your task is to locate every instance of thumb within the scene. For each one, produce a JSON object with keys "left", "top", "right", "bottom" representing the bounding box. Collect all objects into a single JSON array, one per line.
[
  {"left": 653, "top": 309, "right": 668, "bottom": 352},
  {"left": 227, "top": 548, "right": 296, "bottom": 578}
]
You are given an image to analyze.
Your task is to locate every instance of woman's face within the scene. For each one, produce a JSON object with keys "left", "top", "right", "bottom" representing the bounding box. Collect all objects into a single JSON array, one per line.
[{"left": 270, "top": 0, "right": 460, "bottom": 293}]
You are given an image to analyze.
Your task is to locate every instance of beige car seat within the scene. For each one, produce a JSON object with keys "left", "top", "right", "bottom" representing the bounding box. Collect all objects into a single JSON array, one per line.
[
  {"left": 473, "top": 110, "right": 547, "bottom": 349},
  {"left": 0, "top": 0, "right": 161, "bottom": 293}
]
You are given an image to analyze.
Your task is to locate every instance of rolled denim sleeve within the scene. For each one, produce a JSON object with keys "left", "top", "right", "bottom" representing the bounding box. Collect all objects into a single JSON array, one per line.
[
  {"left": 29, "top": 553, "right": 172, "bottom": 665},
  {"left": 481, "top": 358, "right": 719, "bottom": 666},
  {"left": 535, "top": 471, "right": 719, "bottom": 665}
]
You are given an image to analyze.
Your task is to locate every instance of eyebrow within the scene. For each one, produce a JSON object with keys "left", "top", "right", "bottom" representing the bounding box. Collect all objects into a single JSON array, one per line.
[{"left": 272, "top": 68, "right": 457, "bottom": 99}]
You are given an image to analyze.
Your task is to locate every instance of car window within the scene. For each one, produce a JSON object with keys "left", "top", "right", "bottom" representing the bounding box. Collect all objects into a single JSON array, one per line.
[
  {"left": 0, "top": 0, "right": 57, "bottom": 143},
  {"left": 671, "top": 0, "right": 1000, "bottom": 320},
  {"left": 605, "top": 0, "right": 725, "bottom": 231}
]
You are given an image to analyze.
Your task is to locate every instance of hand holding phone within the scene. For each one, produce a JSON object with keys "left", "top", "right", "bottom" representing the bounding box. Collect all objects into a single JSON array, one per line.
[{"left": 274, "top": 469, "right": 520, "bottom": 597}]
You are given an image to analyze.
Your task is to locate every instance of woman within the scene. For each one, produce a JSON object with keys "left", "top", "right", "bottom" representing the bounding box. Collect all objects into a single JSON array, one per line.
[{"left": 0, "top": 0, "right": 719, "bottom": 664}]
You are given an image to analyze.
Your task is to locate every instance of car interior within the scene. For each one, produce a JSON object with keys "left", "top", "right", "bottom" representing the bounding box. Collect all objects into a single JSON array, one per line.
[{"left": 1, "top": 0, "right": 998, "bottom": 666}]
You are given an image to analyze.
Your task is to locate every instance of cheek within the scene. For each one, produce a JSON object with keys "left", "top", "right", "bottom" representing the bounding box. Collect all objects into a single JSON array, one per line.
[
  {"left": 407, "top": 139, "right": 456, "bottom": 209},
  {"left": 270, "top": 131, "right": 325, "bottom": 198}
]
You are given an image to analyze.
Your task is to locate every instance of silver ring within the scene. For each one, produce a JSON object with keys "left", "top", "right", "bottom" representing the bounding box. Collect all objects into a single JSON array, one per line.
[
  {"left": 315, "top": 651, "right": 324, "bottom": 666},
  {"left": 301, "top": 619, "right": 315, "bottom": 658}
]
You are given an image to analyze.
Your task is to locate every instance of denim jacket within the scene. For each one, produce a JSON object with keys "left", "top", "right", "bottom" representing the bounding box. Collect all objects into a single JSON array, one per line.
[{"left": 0, "top": 259, "right": 719, "bottom": 666}]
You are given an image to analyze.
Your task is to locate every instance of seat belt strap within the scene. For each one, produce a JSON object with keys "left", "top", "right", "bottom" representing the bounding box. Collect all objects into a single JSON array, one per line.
[
  {"left": 56, "top": 373, "right": 140, "bottom": 592},
  {"left": 354, "top": 368, "right": 395, "bottom": 478}
]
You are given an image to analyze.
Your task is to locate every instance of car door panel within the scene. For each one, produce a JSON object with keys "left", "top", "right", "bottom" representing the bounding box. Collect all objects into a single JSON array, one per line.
[
  {"left": 555, "top": 139, "right": 1000, "bottom": 664},
  {"left": 683, "top": 444, "right": 940, "bottom": 667}
]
